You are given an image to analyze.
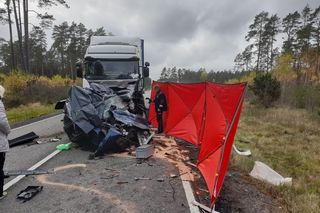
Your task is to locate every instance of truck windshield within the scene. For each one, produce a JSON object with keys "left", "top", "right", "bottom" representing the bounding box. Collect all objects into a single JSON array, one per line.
[{"left": 85, "top": 60, "right": 139, "bottom": 80}]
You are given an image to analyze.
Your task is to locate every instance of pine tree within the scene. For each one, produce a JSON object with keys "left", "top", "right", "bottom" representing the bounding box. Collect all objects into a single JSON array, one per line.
[
  {"left": 52, "top": 21, "right": 69, "bottom": 75},
  {"left": 311, "top": 6, "right": 320, "bottom": 76},
  {"left": 170, "top": 66, "right": 178, "bottom": 82},
  {"left": 160, "top": 67, "right": 169, "bottom": 81},
  {"left": 29, "top": 26, "right": 47, "bottom": 75},
  {"left": 282, "top": 11, "right": 301, "bottom": 54},
  {"left": 264, "top": 14, "right": 280, "bottom": 71},
  {"left": 246, "top": 11, "right": 269, "bottom": 72}
]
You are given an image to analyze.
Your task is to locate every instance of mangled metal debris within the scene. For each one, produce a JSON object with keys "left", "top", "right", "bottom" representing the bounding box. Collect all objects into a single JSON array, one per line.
[
  {"left": 17, "top": 186, "right": 43, "bottom": 202},
  {"left": 9, "top": 132, "right": 39, "bottom": 147},
  {"left": 4, "top": 169, "right": 53, "bottom": 178},
  {"left": 136, "top": 144, "right": 155, "bottom": 159},
  {"left": 60, "top": 83, "right": 152, "bottom": 157}
]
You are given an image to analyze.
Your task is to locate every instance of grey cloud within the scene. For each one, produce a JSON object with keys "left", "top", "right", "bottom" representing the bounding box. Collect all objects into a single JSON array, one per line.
[
  {"left": 1, "top": 0, "right": 320, "bottom": 79},
  {"left": 146, "top": 7, "right": 199, "bottom": 43},
  {"left": 198, "top": 1, "right": 260, "bottom": 36}
]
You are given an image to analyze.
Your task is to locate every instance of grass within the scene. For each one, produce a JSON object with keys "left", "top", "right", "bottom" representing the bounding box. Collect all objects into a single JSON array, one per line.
[
  {"left": 233, "top": 103, "right": 320, "bottom": 213},
  {"left": 6, "top": 103, "right": 58, "bottom": 125}
]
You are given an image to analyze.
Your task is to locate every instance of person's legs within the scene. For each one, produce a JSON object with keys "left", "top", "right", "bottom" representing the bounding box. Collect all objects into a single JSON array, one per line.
[
  {"left": 156, "top": 112, "right": 163, "bottom": 133},
  {"left": 0, "top": 152, "right": 5, "bottom": 196}
]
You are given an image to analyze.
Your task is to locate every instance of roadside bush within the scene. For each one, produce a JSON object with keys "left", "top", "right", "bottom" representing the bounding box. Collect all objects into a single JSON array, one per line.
[
  {"left": 0, "top": 71, "right": 75, "bottom": 109},
  {"left": 249, "top": 73, "right": 281, "bottom": 108},
  {"left": 279, "top": 83, "right": 320, "bottom": 114},
  {"left": 292, "top": 85, "right": 320, "bottom": 113}
]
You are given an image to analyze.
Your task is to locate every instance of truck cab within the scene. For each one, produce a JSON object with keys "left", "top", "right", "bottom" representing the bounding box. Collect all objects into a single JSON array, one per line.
[{"left": 76, "top": 36, "right": 149, "bottom": 91}]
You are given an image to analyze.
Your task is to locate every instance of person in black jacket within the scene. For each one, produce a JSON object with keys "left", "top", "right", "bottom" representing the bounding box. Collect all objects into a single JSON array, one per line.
[{"left": 154, "top": 85, "right": 167, "bottom": 133}]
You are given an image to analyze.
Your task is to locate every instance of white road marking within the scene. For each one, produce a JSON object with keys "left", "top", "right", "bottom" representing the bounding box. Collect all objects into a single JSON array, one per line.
[
  {"left": 4, "top": 149, "right": 62, "bottom": 191},
  {"left": 181, "top": 180, "right": 201, "bottom": 213}
]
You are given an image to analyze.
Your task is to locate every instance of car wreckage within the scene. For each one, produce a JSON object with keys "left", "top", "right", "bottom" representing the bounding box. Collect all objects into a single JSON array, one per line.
[
  {"left": 62, "top": 83, "right": 152, "bottom": 157},
  {"left": 56, "top": 36, "right": 153, "bottom": 157}
]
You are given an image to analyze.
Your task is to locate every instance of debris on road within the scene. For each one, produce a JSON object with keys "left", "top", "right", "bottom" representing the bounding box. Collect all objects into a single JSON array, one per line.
[
  {"left": 117, "top": 181, "right": 129, "bottom": 185},
  {"left": 100, "top": 174, "right": 119, "bottom": 179},
  {"left": 136, "top": 144, "right": 155, "bottom": 159},
  {"left": 35, "top": 137, "right": 61, "bottom": 145},
  {"left": 88, "top": 153, "right": 104, "bottom": 160},
  {"left": 4, "top": 169, "right": 54, "bottom": 178},
  {"left": 134, "top": 177, "right": 151, "bottom": 181},
  {"left": 49, "top": 138, "right": 61, "bottom": 142},
  {"left": 156, "top": 177, "right": 165, "bottom": 182},
  {"left": 170, "top": 174, "right": 178, "bottom": 178},
  {"left": 186, "top": 161, "right": 197, "bottom": 168},
  {"left": 56, "top": 143, "right": 71, "bottom": 151},
  {"left": 17, "top": 186, "right": 43, "bottom": 202},
  {"left": 9, "top": 132, "right": 39, "bottom": 147},
  {"left": 233, "top": 144, "right": 251, "bottom": 156},
  {"left": 250, "top": 161, "right": 292, "bottom": 186},
  {"left": 36, "top": 140, "right": 43, "bottom": 144}
]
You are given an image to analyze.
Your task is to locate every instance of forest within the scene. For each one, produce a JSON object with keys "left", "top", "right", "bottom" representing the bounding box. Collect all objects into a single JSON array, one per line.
[{"left": 0, "top": 0, "right": 111, "bottom": 77}]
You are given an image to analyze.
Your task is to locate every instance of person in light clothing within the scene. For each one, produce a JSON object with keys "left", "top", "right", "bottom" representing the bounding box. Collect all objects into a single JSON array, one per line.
[{"left": 0, "top": 85, "right": 10, "bottom": 200}]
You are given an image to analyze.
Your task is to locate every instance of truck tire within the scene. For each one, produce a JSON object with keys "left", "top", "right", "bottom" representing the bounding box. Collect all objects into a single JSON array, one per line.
[{"left": 63, "top": 115, "right": 88, "bottom": 145}]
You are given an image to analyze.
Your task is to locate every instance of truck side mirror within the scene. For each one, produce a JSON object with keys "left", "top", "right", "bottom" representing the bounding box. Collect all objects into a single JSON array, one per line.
[
  {"left": 75, "top": 62, "right": 83, "bottom": 78},
  {"left": 143, "top": 67, "right": 149, "bottom": 78}
]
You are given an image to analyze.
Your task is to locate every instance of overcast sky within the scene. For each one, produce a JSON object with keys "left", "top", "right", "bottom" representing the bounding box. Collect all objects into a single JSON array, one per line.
[{"left": 0, "top": 0, "right": 319, "bottom": 79}]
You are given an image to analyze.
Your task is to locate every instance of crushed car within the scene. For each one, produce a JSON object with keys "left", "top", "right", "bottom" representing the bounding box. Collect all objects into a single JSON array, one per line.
[{"left": 62, "top": 83, "right": 152, "bottom": 157}]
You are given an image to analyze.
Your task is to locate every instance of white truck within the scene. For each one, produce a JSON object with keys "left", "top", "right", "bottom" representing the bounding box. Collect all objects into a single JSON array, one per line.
[{"left": 76, "top": 36, "right": 149, "bottom": 90}]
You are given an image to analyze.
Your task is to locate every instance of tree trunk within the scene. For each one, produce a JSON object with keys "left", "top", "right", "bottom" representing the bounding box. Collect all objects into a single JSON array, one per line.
[
  {"left": 41, "top": 56, "right": 44, "bottom": 76},
  {"left": 23, "top": 0, "right": 29, "bottom": 72},
  {"left": 316, "top": 36, "right": 320, "bottom": 77},
  {"left": 256, "top": 23, "right": 263, "bottom": 72},
  {"left": 270, "top": 34, "right": 274, "bottom": 72},
  {"left": 12, "top": 0, "right": 25, "bottom": 71},
  {"left": 6, "top": 0, "right": 15, "bottom": 70},
  {"left": 61, "top": 44, "right": 64, "bottom": 76},
  {"left": 17, "top": 0, "right": 22, "bottom": 40}
]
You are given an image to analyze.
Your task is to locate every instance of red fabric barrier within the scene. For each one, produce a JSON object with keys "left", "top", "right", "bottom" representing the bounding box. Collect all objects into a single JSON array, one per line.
[{"left": 148, "top": 81, "right": 246, "bottom": 206}]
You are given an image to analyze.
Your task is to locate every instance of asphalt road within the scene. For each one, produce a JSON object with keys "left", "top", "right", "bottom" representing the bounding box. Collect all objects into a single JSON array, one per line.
[
  {"left": 8, "top": 114, "right": 64, "bottom": 140},
  {"left": 5, "top": 114, "right": 64, "bottom": 173},
  {"left": 1, "top": 145, "right": 189, "bottom": 213},
  {"left": 1, "top": 90, "right": 194, "bottom": 213}
]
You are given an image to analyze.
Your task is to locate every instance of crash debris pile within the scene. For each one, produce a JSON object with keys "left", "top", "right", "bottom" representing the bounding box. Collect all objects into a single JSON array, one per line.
[{"left": 62, "top": 83, "right": 152, "bottom": 158}]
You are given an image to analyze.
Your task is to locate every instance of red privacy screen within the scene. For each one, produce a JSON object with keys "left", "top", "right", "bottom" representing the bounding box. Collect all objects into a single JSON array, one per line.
[{"left": 148, "top": 81, "right": 246, "bottom": 205}]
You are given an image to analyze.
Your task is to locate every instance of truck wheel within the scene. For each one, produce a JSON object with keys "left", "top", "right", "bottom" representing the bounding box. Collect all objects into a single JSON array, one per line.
[{"left": 63, "top": 115, "right": 88, "bottom": 145}]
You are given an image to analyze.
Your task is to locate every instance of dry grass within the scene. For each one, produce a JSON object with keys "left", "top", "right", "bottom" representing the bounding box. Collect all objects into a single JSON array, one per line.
[{"left": 233, "top": 103, "right": 320, "bottom": 213}]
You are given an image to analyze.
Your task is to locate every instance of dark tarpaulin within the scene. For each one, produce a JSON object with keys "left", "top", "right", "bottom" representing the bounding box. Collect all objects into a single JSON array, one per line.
[{"left": 68, "top": 83, "right": 114, "bottom": 134}]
